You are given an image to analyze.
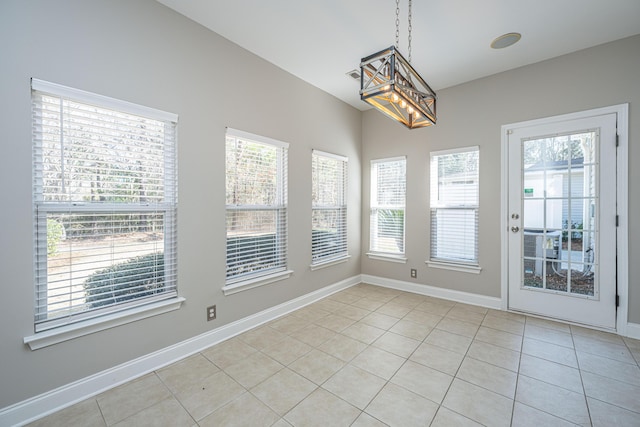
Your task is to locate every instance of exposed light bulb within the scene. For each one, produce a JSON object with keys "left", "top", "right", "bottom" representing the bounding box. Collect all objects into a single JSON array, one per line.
[
  {"left": 400, "top": 100, "right": 406, "bottom": 109},
  {"left": 392, "top": 93, "right": 399, "bottom": 103},
  {"left": 407, "top": 106, "right": 414, "bottom": 114}
]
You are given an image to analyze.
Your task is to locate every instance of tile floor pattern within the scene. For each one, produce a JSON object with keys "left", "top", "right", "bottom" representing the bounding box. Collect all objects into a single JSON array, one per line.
[{"left": 29, "top": 284, "right": 640, "bottom": 427}]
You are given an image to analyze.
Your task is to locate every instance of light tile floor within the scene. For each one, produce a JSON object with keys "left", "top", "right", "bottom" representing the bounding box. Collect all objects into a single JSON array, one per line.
[{"left": 29, "top": 284, "right": 640, "bottom": 427}]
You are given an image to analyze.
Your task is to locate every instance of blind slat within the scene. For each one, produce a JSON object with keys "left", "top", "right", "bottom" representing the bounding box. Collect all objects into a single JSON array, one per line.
[
  {"left": 370, "top": 158, "right": 406, "bottom": 255},
  {"left": 312, "top": 151, "right": 348, "bottom": 264},
  {"left": 430, "top": 148, "right": 479, "bottom": 263},
  {"left": 33, "top": 81, "right": 178, "bottom": 332},
  {"left": 226, "top": 130, "right": 288, "bottom": 281}
]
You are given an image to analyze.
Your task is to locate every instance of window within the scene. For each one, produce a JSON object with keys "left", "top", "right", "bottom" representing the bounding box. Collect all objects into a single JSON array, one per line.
[
  {"left": 369, "top": 157, "right": 406, "bottom": 260},
  {"left": 429, "top": 146, "right": 479, "bottom": 267},
  {"left": 32, "top": 79, "right": 178, "bottom": 333},
  {"left": 311, "top": 150, "right": 348, "bottom": 267},
  {"left": 225, "top": 128, "right": 290, "bottom": 292}
]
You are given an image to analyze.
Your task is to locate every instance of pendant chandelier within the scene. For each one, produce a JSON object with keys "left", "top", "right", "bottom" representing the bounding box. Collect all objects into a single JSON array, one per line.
[{"left": 360, "top": 0, "right": 437, "bottom": 129}]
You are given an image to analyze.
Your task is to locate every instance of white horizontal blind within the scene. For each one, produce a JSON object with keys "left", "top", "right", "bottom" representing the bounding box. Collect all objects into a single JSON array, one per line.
[
  {"left": 312, "top": 150, "right": 348, "bottom": 264},
  {"left": 32, "top": 80, "right": 178, "bottom": 332},
  {"left": 430, "top": 147, "right": 479, "bottom": 264},
  {"left": 370, "top": 157, "right": 406, "bottom": 255},
  {"left": 226, "top": 129, "right": 288, "bottom": 283}
]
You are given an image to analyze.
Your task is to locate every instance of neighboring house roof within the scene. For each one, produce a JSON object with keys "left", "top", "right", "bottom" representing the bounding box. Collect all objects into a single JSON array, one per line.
[{"left": 525, "top": 157, "right": 584, "bottom": 171}]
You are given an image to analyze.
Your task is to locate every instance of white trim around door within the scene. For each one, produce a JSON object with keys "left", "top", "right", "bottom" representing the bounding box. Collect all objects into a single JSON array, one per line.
[{"left": 500, "top": 104, "right": 629, "bottom": 335}]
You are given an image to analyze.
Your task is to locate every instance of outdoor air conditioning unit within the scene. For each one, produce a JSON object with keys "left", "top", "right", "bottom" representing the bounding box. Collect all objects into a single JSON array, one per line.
[{"left": 523, "top": 230, "right": 560, "bottom": 277}]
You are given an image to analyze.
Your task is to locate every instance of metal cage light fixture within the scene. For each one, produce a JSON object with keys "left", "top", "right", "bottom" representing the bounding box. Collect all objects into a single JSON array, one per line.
[{"left": 360, "top": 0, "right": 436, "bottom": 129}]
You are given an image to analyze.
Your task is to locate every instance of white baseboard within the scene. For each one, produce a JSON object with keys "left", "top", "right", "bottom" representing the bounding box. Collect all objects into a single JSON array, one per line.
[
  {"left": 0, "top": 275, "right": 360, "bottom": 427},
  {"left": 361, "top": 274, "right": 502, "bottom": 310},
  {"left": 626, "top": 322, "right": 640, "bottom": 340},
  {"left": 5, "top": 272, "right": 633, "bottom": 426},
  {"left": 362, "top": 275, "right": 640, "bottom": 341}
]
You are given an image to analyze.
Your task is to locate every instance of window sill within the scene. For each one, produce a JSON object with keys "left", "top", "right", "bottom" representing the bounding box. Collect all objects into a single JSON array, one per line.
[
  {"left": 310, "top": 255, "right": 351, "bottom": 271},
  {"left": 24, "top": 297, "right": 185, "bottom": 350},
  {"left": 223, "top": 270, "right": 294, "bottom": 296},
  {"left": 425, "top": 260, "right": 482, "bottom": 274},
  {"left": 366, "top": 252, "right": 407, "bottom": 264}
]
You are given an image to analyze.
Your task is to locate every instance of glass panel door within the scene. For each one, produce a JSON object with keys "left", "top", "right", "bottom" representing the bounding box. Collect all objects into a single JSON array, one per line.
[
  {"left": 507, "top": 113, "right": 617, "bottom": 330},
  {"left": 521, "top": 131, "right": 597, "bottom": 297}
]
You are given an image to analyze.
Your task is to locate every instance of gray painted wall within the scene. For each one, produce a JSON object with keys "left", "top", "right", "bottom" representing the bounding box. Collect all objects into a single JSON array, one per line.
[
  {"left": 361, "top": 35, "right": 639, "bottom": 322},
  {"left": 1, "top": 0, "right": 638, "bottom": 411},
  {"left": 0, "top": 0, "right": 362, "bottom": 408}
]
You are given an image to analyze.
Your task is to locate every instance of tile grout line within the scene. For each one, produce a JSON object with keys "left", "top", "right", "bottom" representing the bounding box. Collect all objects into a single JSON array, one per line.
[
  {"left": 571, "top": 326, "right": 594, "bottom": 426},
  {"left": 39, "top": 284, "right": 640, "bottom": 426},
  {"left": 299, "top": 289, "right": 399, "bottom": 426},
  {"left": 344, "top": 290, "right": 456, "bottom": 425},
  {"left": 153, "top": 369, "right": 200, "bottom": 425},
  {"left": 280, "top": 289, "right": 381, "bottom": 425},
  {"left": 428, "top": 303, "right": 493, "bottom": 426},
  {"left": 348, "top": 290, "right": 429, "bottom": 425},
  {"left": 94, "top": 396, "right": 108, "bottom": 427},
  {"left": 516, "top": 316, "right": 593, "bottom": 426},
  {"left": 509, "top": 314, "right": 527, "bottom": 427}
]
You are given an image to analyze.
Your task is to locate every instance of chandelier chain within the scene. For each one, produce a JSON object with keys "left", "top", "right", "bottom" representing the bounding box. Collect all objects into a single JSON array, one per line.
[
  {"left": 395, "top": 0, "right": 400, "bottom": 49},
  {"left": 408, "top": 0, "right": 412, "bottom": 62},
  {"left": 361, "top": 0, "right": 436, "bottom": 128}
]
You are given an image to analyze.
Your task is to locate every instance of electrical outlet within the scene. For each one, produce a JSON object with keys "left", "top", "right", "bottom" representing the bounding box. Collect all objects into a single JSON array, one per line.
[
  {"left": 410, "top": 268, "right": 417, "bottom": 278},
  {"left": 207, "top": 305, "right": 216, "bottom": 321}
]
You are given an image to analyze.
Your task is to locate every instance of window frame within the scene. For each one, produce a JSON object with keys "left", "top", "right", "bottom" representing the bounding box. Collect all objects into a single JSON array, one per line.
[
  {"left": 428, "top": 146, "right": 481, "bottom": 273},
  {"left": 223, "top": 128, "right": 291, "bottom": 295},
  {"left": 367, "top": 156, "right": 407, "bottom": 263},
  {"left": 311, "top": 149, "right": 349, "bottom": 269},
  {"left": 27, "top": 79, "right": 181, "bottom": 348}
]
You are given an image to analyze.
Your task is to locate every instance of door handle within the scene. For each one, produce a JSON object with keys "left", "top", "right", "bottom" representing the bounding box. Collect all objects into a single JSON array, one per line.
[
  {"left": 511, "top": 226, "right": 520, "bottom": 233},
  {"left": 511, "top": 213, "right": 520, "bottom": 219}
]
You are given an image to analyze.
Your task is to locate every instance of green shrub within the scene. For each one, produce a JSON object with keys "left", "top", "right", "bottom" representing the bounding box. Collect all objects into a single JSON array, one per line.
[
  {"left": 226, "top": 234, "right": 278, "bottom": 277},
  {"left": 47, "top": 219, "right": 65, "bottom": 256},
  {"left": 84, "top": 253, "right": 165, "bottom": 308},
  {"left": 312, "top": 229, "right": 344, "bottom": 261}
]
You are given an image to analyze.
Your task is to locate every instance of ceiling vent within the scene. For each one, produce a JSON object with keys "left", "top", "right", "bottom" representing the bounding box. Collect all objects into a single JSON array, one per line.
[{"left": 346, "top": 69, "right": 361, "bottom": 81}]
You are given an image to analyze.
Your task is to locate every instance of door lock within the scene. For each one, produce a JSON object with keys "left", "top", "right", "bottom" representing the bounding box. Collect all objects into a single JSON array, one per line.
[{"left": 511, "top": 213, "right": 520, "bottom": 219}]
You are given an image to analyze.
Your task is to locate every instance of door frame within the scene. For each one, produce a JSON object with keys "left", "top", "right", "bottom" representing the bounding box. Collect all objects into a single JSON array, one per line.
[{"left": 500, "top": 104, "right": 629, "bottom": 334}]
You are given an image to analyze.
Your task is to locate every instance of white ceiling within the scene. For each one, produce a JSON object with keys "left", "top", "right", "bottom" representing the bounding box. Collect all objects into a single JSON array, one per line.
[{"left": 157, "top": 0, "right": 640, "bottom": 111}]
